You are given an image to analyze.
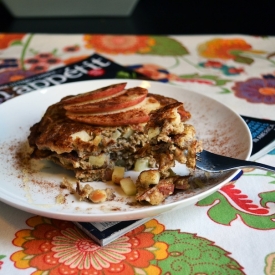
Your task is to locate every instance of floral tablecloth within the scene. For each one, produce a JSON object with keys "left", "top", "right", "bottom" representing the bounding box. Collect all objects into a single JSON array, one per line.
[{"left": 0, "top": 33, "right": 275, "bottom": 275}]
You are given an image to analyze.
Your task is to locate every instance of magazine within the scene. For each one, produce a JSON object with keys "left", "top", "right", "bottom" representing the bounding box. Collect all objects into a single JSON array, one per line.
[
  {"left": 74, "top": 217, "right": 153, "bottom": 246},
  {"left": 0, "top": 53, "right": 149, "bottom": 104},
  {"left": 241, "top": 115, "right": 275, "bottom": 161}
]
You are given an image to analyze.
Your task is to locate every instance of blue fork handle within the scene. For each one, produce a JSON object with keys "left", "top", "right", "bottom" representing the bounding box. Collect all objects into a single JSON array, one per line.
[{"left": 228, "top": 160, "right": 275, "bottom": 173}]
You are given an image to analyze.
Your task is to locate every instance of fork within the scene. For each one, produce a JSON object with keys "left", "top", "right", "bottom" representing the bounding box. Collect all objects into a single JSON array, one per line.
[{"left": 196, "top": 150, "right": 275, "bottom": 173}]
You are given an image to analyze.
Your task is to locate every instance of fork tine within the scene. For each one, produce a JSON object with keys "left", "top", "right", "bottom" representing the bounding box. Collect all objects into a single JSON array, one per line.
[
  {"left": 196, "top": 150, "right": 275, "bottom": 173},
  {"left": 196, "top": 150, "right": 250, "bottom": 172}
]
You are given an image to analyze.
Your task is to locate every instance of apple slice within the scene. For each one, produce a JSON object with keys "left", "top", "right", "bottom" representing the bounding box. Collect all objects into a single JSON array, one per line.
[
  {"left": 67, "top": 108, "right": 150, "bottom": 126},
  {"left": 64, "top": 87, "right": 148, "bottom": 113},
  {"left": 66, "top": 96, "right": 161, "bottom": 126},
  {"left": 61, "top": 82, "right": 127, "bottom": 105},
  {"left": 178, "top": 105, "right": 191, "bottom": 121}
]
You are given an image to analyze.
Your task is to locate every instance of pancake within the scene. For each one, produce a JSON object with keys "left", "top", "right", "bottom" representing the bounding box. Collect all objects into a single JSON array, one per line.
[{"left": 28, "top": 82, "right": 202, "bottom": 205}]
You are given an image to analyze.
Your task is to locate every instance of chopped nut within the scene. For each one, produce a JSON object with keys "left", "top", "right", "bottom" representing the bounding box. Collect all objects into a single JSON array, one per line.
[
  {"left": 105, "top": 188, "right": 116, "bottom": 201},
  {"left": 136, "top": 178, "right": 174, "bottom": 205},
  {"left": 174, "top": 176, "right": 190, "bottom": 190},
  {"left": 89, "top": 189, "right": 108, "bottom": 203},
  {"left": 75, "top": 181, "right": 115, "bottom": 203}
]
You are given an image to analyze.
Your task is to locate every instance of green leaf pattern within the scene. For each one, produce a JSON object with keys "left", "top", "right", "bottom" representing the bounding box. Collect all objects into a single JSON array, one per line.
[
  {"left": 153, "top": 231, "right": 244, "bottom": 274},
  {"left": 145, "top": 36, "right": 189, "bottom": 56},
  {"left": 197, "top": 191, "right": 275, "bottom": 230}
]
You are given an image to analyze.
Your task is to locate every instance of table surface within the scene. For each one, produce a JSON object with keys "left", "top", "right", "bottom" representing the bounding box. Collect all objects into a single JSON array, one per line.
[
  {"left": 1, "top": 0, "right": 275, "bottom": 35},
  {"left": 0, "top": 26, "right": 275, "bottom": 275}
]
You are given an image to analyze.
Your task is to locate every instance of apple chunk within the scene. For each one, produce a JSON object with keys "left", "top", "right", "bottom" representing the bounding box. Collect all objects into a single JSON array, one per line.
[
  {"left": 61, "top": 82, "right": 127, "bottom": 104},
  {"left": 120, "top": 177, "right": 136, "bottom": 196},
  {"left": 64, "top": 87, "right": 148, "bottom": 113}
]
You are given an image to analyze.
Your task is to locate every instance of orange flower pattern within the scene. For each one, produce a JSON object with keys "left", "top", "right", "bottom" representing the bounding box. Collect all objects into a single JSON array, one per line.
[
  {"left": 84, "top": 35, "right": 155, "bottom": 54},
  {"left": 11, "top": 216, "right": 167, "bottom": 275},
  {"left": 198, "top": 38, "right": 252, "bottom": 59},
  {"left": 0, "top": 33, "right": 25, "bottom": 49}
]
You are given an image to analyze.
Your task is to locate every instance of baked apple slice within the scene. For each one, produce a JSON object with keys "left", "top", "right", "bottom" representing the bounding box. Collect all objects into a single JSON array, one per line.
[
  {"left": 67, "top": 108, "right": 150, "bottom": 126},
  {"left": 61, "top": 82, "right": 127, "bottom": 105},
  {"left": 66, "top": 96, "right": 161, "bottom": 126},
  {"left": 178, "top": 105, "right": 191, "bottom": 121},
  {"left": 64, "top": 87, "right": 148, "bottom": 113}
]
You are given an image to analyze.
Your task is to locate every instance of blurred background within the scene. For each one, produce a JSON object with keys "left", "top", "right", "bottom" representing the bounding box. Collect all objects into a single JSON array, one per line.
[{"left": 0, "top": 0, "right": 274, "bottom": 35}]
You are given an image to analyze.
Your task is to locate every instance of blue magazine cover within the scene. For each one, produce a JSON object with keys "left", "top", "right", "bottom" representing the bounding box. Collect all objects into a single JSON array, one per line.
[
  {"left": 241, "top": 115, "right": 275, "bottom": 160},
  {"left": 74, "top": 217, "right": 153, "bottom": 246}
]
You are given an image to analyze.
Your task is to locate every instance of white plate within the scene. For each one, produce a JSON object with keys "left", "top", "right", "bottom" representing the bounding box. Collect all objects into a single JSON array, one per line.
[{"left": 0, "top": 79, "right": 252, "bottom": 222}]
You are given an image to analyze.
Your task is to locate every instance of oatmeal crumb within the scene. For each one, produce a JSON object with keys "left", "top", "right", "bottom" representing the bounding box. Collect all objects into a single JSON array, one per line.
[
  {"left": 56, "top": 194, "right": 66, "bottom": 204},
  {"left": 60, "top": 177, "right": 75, "bottom": 194}
]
